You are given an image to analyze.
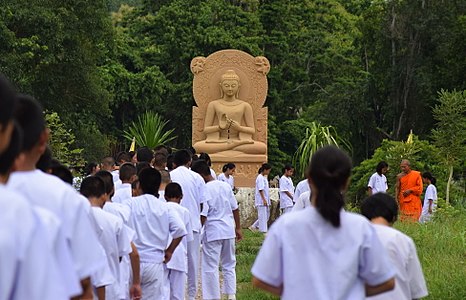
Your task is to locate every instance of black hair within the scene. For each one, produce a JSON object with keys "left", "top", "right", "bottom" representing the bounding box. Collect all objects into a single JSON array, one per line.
[
  {"left": 199, "top": 153, "right": 212, "bottom": 166},
  {"left": 376, "top": 161, "right": 389, "bottom": 174},
  {"left": 136, "top": 161, "right": 151, "bottom": 175},
  {"left": 191, "top": 159, "right": 210, "bottom": 176},
  {"left": 115, "top": 151, "right": 132, "bottom": 165},
  {"left": 138, "top": 167, "right": 161, "bottom": 198},
  {"left": 361, "top": 193, "right": 398, "bottom": 224},
  {"left": 14, "top": 94, "right": 46, "bottom": 152},
  {"left": 119, "top": 162, "right": 137, "bottom": 181},
  {"left": 222, "top": 162, "right": 236, "bottom": 173},
  {"left": 51, "top": 164, "right": 73, "bottom": 185},
  {"left": 131, "top": 179, "right": 139, "bottom": 190},
  {"left": 153, "top": 152, "right": 167, "bottom": 168},
  {"left": 36, "top": 146, "right": 52, "bottom": 172},
  {"left": 258, "top": 163, "right": 272, "bottom": 174},
  {"left": 166, "top": 154, "right": 175, "bottom": 171},
  {"left": 309, "top": 146, "right": 352, "bottom": 227},
  {"left": 137, "top": 146, "right": 153, "bottom": 163},
  {"left": 187, "top": 146, "right": 197, "bottom": 156},
  {"left": 283, "top": 164, "right": 294, "bottom": 174},
  {"left": 173, "top": 149, "right": 192, "bottom": 167},
  {"left": 95, "top": 170, "right": 115, "bottom": 196},
  {"left": 0, "top": 74, "right": 17, "bottom": 127},
  {"left": 84, "top": 162, "right": 99, "bottom": 176},
  {"left": 154, "top": 144, "right": 171, "bottom": 155},
  {"left": 165, "top": 182, "right": 183, "bottom": 199},
  {"left": 80, "top": 176, "right": 106, "bottom": 198},
  {"left": 422, "top": 172, "right": 436, "bottom": 185},
  {"left": 0, "top": 123, "right": 22, "bottom": 175},
  {"left": 101, "top": 156, "right": 115, "bottom": 168}
]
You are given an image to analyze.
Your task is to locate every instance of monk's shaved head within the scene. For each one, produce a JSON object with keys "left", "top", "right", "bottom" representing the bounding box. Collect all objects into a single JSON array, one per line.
[
  {"left": 400, "top": 159, "right": 410, "bottom": 166},
  {"left": 400, "top": 159, "right": 411, "bottom": 174}
]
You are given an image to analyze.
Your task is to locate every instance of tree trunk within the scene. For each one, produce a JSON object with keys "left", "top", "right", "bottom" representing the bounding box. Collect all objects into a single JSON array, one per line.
[{"left": 446, "top": 164, "right": 453, "bottom": 205}]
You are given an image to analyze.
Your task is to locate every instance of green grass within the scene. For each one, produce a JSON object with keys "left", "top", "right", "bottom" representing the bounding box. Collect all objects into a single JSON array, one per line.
[{"left": 236, "top": 209, "right": 466, "bottom": 299}]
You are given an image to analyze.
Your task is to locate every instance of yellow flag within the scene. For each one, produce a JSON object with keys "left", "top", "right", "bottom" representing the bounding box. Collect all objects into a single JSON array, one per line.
[
  {"left": 406, "top": 130, "right": 414, "bottom": 144},
  {"left": 129, "top": 137, "right": 136, "bottom": 152}
]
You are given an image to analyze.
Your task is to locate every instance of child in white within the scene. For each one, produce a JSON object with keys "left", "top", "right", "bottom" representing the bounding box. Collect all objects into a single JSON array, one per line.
[
  {"left": 217, "top": 163, "right": 236, "bottom": 193},
  {"left": 279, "top": 165, "right": 294, "bottom": 213},
  {"left": 367, "top": 161, "right": 389, "bottom": 195},
  {"left": 252, "top": 146, "right": 395, "bottom": 299},
  {"left": 128, "top": 168, "right": 187, "bottom": 299},
  {"left": 293, "top": 178, "right": 310, "bottom": 203},
  {"left": 163, "top": 182, "right": 193, "bottom": 300},
  {"left": 250, "top": 164, "right": 271, "bottom": 233},
  {"left": 420, "top": 172, "right": 437, "bottom": 223},
  {"left": 191, "top": 160, "right": 242, "bottom": 300},
  {"left": 361, "top": 193, "right": 428, "bottom": 300}
]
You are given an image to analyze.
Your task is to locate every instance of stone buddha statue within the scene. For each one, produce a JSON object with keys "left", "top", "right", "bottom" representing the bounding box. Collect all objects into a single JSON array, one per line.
[{"left": 193, "top": 70, "right": 267, "bottom": 155}]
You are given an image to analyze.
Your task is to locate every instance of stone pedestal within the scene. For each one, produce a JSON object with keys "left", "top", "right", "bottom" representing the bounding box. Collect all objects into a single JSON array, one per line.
[{"left": 235, "top": 187, "right": 280, "bottom": 228}]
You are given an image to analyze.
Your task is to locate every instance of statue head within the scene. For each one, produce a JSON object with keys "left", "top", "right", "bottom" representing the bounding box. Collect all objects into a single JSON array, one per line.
[{"left": 220, "top": 70, "right": 241, "bottom": 98}]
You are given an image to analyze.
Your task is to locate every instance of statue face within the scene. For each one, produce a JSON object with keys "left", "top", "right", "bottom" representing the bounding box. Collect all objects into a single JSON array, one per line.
[{"left": 221, "top": 79, "right": 239, "bottom": 97}]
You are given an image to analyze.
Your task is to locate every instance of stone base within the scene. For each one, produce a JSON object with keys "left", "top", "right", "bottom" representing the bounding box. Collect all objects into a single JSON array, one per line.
[{"left": 235, "top": 187, "right": 280, "bottom": 228}]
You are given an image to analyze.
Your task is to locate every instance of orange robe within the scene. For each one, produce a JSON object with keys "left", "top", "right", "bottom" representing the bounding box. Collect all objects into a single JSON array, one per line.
[{"left": 398, "top": 170, "right": 423, "bottom": 222}]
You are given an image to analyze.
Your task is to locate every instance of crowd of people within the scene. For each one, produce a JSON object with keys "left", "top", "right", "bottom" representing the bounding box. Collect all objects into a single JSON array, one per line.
[{"left": 1, "top": 71, "right": 432, "bottom": 300}]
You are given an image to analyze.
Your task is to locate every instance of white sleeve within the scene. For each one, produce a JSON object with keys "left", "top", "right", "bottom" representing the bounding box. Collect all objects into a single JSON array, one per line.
[
  {"left": 424, "top": 186, "right": 434, "bottom": 200},
  {"left": 251, "top": 222, "right": 283, "bottom": 287},
  {"left": 117, "top": 223, "right": 134, "bottom": 257},
  {"left": 367, "top": 174, "right": 376, "bottom": 188},
  {"left": 279, "top": 177, "right": 288, "bottom": 192},
  {"left": 407, "top": 239, "right": 428, "bottom": 298},
  {"left": 256, "top": 176, "right": 265, "bottom": 191},
  {"left": 198, "top": 176, "right": 207, "bottom": 204},
  {"left": 168, "top": 209, "right": 188, "bottom": 239},
  {"left": 228, "top": 188, "right": 239, "bottom": 211},
  {"left": 200, "top": 200, "right": 210, "bottom": 217}
]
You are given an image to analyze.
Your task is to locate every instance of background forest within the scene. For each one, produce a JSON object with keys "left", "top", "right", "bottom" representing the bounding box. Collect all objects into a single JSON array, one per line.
[{"left": 2, "top": 0, "right": 466, "bottom": 204}]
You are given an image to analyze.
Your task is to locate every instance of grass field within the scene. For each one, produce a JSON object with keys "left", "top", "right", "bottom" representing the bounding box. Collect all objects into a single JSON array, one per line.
[{"left": 235, "top": 208, "right": 466, "bottom": 299}]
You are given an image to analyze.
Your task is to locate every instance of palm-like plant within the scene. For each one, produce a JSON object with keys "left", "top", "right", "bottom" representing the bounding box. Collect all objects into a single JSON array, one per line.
[
  {"left": 123, "top": 112, "right": 176, "bottom": 149},
  {"left": 293, "top": 122, "right": 351, "bottom": 178}
]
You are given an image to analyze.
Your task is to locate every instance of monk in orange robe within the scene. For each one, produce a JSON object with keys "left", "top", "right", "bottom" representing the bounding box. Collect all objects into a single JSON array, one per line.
[{"left": 396, "top": 159, "right": 423, "bottom": 222}]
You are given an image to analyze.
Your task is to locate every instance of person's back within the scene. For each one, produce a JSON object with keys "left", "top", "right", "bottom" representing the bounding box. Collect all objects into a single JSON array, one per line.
[{"left": 293, "top": 178, "right": 310, "bottom": 203}]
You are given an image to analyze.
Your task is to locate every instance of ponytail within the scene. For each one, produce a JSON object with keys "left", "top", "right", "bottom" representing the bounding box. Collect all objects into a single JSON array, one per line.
[
  {"left": 422, "top": 172, "right": 436, "bottom": 185},
  {"left": 309, "top": 146, "right": 351, "bottom": 228},
  {"left": 258, "top": 163, "right": 271, "bottom": 174}
]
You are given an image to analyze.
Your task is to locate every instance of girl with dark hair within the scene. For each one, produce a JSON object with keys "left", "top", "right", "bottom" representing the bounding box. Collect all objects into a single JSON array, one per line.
[
  {"left": 218, "top": 163, "right": 236, "bottom": 193},
  {"left": 249, "top": 163, "right": 272, "bottom": 233},
  {"left": 367, "top": 161, "right": 389, "bottom": 195},
  {"left": 252, "top": 146, "right": 395, "bottom": 299},
  {"left": 420, "top": 172, "right": 437, "bottom": 223},
  {"left": 199, "top": 152, "right": 217, "bottom": 179}
]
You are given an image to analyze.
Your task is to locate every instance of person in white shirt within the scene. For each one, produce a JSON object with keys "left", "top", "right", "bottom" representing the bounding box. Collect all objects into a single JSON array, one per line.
[
  {"left": 191, "top": 160, "right": 242, "bottom": 300},
  {"left": 163, "top": 182, "right": 194, "bottom": 300},
  {"left": 218, "top": 162, "right": 237, "bottom": 193},
  {"left": 199, "top": 152, "right": 217, "bottom": 180},
  {"left": 113, "top": 162, "right": 137, "bottom": 205},
  {"left": 279, "top": 165, "right": 295, "bottom": 214},
  {"left": 293, "top": 178, "right": 310, "bottom": 203},
  {"left": 420, "top": 172, "right": 438, "bottom": 223},
  {"left": 81, "top": 176, "right": 135, "bottom": 300},
  {"left": 249, "top": 163, "right": 272, "bottom": 233},
  {"left": 170, "top": 149, "right": 206, "bottom": 300},
  {"left": 129, "top": 167, "right": 187, "bottom": 299},
  {"left": 367, "top": 161, "right": 389, "bottom": 195},
  {"left": 252, "top": 146, "right": 395, "bottom": 299},
  {"left": 361, "top": 193, "right": 428, "bottom": 300},
  {"left": 292, "top": 190, "right": 312, "bottom": 212},
  {"left": 9, "top": 94, "right": 107, "bottom": 299}
]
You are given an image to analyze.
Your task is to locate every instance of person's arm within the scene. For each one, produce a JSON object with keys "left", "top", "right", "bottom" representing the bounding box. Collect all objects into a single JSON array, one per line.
[
  {"left": 365, "top": 277, "right": 395, "bottom": 296},
  {"left": 367, "top": 187, "right": 373, "bottom": 196},
  {"left": 201, "top": 215, "right": 207, "bottom": 226},
  {"left": 204, "top": 102, "right": 221, "bottom": 134},
  {"left": 284, "top": 191, "right": 293, "bottom": 199},
  {"left": 72, "top": 277, "right": 92, "bottom": 300},
  {"left": 95, "top": 286, "right": 105, "bottom": 300},
  {"left": 428, "top": 199, "right": 433, "bottom": 214},
  {"left": 165, "top": 237, "right": 183, "bottom": 263},
  {"left": 232, "top": 209, "right": 242, "bottom": 242},
  {"left": 412, "top": 173, "right": 423, "bottom": 196},
  {"left": 252, "top": 276, "right": 283, "bottom": 296},
  {"left": 259, "top": 190, "right": 267, "bottom": 206},
  {"left": 129, "top": 242, "right": 142, "bottom": 299},
  {"left": 395, "top": 174, "right": 402, "bottom": 202}
]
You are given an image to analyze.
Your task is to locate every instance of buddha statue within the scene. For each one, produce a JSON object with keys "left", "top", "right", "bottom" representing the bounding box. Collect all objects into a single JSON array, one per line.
[{"left": 193, "top": 70, "right": 267, "bottom": 155}]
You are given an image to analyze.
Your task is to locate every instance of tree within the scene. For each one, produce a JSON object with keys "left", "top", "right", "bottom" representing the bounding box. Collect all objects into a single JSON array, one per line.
[{"left": 432, "top": 90, "right": 466, "bottom": 204}]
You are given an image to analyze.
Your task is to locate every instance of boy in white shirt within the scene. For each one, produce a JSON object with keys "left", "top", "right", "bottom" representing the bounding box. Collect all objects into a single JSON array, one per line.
[
  {"left": 81, "top": 176, "right": 135, "bottom": 300},
  {"left": 113, "top": 162, "right": 137, "bottom": 204},
  {"left": 367, "top": 161, "right": 389, "bottom": 195},
  {"left": 361, "top": 193, "right": 428, "bottom": 300},
  {"left": 279, "top": 165, "right": 295, "bottom": 214},
  {"left": 129, "top": 167, "right": 187, "bottom": 299},
  {"left": 192, "top": 160, "right": 242, "bottom": 300},
  {"left": 163, "top": 182, "right": 194, "bottom": 300},
  {"left": 293, "top": 178, "right": 310, "bottom": 203},
  {"left": 250, "top": 163, "right": 271, "bottom": 233}
]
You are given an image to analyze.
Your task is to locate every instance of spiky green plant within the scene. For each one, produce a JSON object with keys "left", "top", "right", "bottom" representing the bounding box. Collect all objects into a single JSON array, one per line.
[
  {"left": 292, "top": 122, "right": 351, "bottom": 178},
  {"left": 123, "top": 112, "right": 176, "bottom": 149}
]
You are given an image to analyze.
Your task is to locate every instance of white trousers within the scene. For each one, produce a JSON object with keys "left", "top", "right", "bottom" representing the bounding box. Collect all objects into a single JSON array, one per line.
[
  {"left": 187, "top": 231, "right": 200, "bottom": 298},
  {"left": 140, "top": 262, "right": 164, "bottom": 300},
  {"left": 201, "top": 238, "right": 236, "bottom": 300},
  {"left": 252, "top": 205, "right": 270, "bottom": 232},
  {"left": 163, "top": 267, "right": 186, "bottom": 300}
]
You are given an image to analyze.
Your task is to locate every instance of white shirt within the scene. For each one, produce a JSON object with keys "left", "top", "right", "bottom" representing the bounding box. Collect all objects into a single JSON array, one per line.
[
  {"left": 293, "top": 179, "right": 310, "bottom": 203},
  {"left": 113, "top": 183, "right": 132, "bottom": 204},
  {"left": 166, "top": 202, "right": 193, "bottom": 272},
  {"left": 201, "top": 180, "right": 239, "bottom": 242},
  {"left": 252, "top": 206, "right": 396, "bottom": 300},
  {"left": 218, "top": 172, "right": 235, "bottom": 191},
  {"left": 279, "top": 175, "right": 294, "bottom": 208},
  {"left": 129, "top": 194, "right": 187, "bottom": 263},
  {"left": 292, "top": 191, "right": 312, "bottom": 212},
  {"left": 210, "top": 168, "right": 217, "bottom": 180},
  {"left": 255, "top": 174, "right": 270, "bottom": 206},
  {"left": 368, "top": 172, "right": 388, "bottom": 194},
  {"left": 104, "top": 201, "right": 131, "bottom": 225},
  {"left": 170, "top": 166, "right": 206, "bottom": 232},
  {"left": 421, "top": 184, "right": 437, "bottom": 216},
  {"left": 368, "top": 224, "right": 428, "bottom": 300},
  {"left": 8, "top": 170, "right": 107, "bottom": 280},
  {"left": 91, "top": 207, "right": 134, "bottom": 299},
  {"left": 0, "top": 185, "right": 69, "bottom": 300}
]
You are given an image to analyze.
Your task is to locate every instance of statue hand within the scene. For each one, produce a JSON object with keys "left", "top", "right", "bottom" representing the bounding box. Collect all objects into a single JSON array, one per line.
[{"left": 229, "top": 120, "right": 242, "bottom": 131}]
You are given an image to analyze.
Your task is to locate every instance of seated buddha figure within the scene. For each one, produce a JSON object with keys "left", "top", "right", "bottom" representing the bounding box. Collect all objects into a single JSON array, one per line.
[{"left": 193, "top": 70, "right": 266, "bottom": 155}]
